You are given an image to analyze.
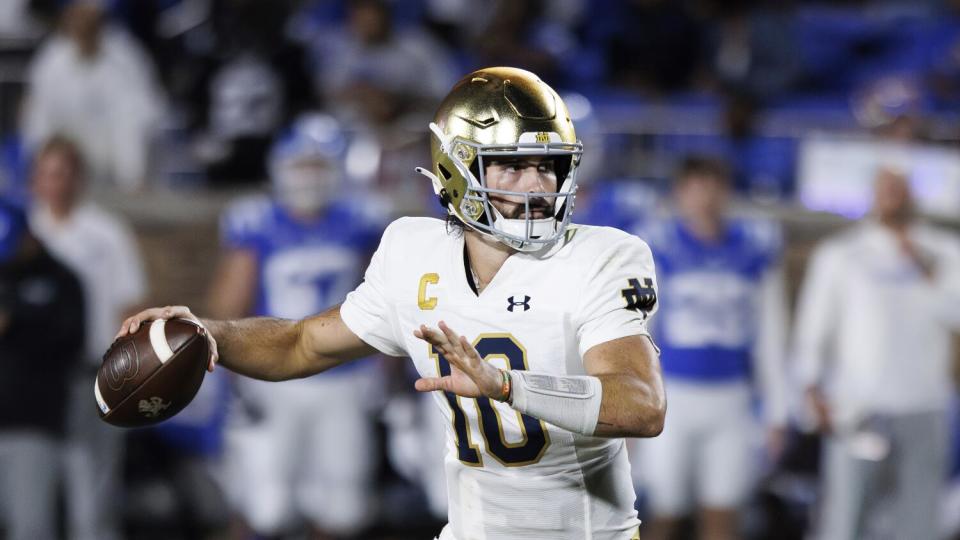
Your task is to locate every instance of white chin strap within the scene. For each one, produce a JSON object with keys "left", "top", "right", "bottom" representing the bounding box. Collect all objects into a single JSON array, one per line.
[{"left": 497, "top": 217, "right": 557, "bottom": 240}]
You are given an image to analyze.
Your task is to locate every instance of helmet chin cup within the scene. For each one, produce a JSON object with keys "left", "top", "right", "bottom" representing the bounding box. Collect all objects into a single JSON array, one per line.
[{"left": 493, "top": 216, "right": 559, "bottom": 252}]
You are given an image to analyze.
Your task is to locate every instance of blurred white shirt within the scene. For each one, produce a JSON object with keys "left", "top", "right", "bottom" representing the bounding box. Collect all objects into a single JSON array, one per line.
[
  {"left": 0, "top": 0, "right": 42, "bottom": 40},
  {"left": 794, "top": 221, "right": 960, "bottom": 428},
  {"left": 23, "top": 27, "right": 165, "bottom": 190},
  {"left": 30, "top": 202, "right": 146, "bottom": 365},
  {"left": 310, "top": 27, "right": 455, "bottom": 120}
]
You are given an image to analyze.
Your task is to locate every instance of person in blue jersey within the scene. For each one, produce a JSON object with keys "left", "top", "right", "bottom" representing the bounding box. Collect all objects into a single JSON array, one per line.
[
  {"left": 635, "top": 156, "right": 788, "bottom": 540},
  {"left": 206, "top": 113, "right": 388, "bottom": 540},
  {"left": 574, "top": 178, "right": 661, "bottom": 232}
]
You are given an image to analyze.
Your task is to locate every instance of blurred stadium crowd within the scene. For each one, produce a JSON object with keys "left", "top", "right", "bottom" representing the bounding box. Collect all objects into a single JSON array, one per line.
[{"left": 1, "top": 0, "right": 960, "bottom": 539}]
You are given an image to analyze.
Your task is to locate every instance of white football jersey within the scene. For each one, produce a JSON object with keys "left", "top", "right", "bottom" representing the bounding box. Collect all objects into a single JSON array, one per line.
[{"left": 341, "top": 217, "right": 658, "bottom": 540}]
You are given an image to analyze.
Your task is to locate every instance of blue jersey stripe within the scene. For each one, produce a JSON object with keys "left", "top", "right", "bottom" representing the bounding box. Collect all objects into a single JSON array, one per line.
[{"left": 660, "top": 346, "right": 752, "bottom": 381}]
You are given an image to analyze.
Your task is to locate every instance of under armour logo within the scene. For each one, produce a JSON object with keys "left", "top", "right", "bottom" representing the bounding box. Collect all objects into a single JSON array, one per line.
[
  {"left": 507, "top": 295, "right": 531, "bottom": 312},
  {"left": 621, "top": 277, "right": 657, "bottom": 314}
]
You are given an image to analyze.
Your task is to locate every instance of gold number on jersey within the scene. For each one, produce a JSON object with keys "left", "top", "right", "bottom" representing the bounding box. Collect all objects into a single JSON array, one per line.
[
  {"left": 432, "top": 333, "right": 550, "bottom": 467},
  {"left": 418, "top": 273, "right": 439, "bottom": 310}
]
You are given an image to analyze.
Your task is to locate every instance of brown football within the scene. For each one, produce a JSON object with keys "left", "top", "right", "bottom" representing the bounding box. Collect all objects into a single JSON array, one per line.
[{"left": 95, "top": 318, "right": 208, "bottom": 427}]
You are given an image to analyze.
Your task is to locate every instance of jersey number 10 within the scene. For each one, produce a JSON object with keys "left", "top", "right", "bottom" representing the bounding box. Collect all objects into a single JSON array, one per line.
[{"left": 431, "top": 335, "right": 550, "bottom": 467}]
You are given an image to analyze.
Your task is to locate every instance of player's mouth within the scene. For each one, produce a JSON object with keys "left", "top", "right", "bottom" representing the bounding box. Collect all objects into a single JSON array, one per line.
[{"left": 491, "top": 196, "right": 552, "bottom": 219}]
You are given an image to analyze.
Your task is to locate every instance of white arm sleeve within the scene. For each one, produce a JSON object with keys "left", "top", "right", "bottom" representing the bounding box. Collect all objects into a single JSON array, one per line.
[
  {"left": 575, "top": 235, "right": 659, "bottom": 358},
  {"left": 753, "top": 265, "right": 789, "bottom": 426},
  {"left": 340, "top": 222, "right": 407, "bottom": 357},
  {"left": 508, "top": 371, "right": 603, "bottom": 436},
  {"left": 793, "top": 242, "right": 842, "bottom": 390},
  {"left": 930, "top": 233, "right": 960, "bottom": 330}
]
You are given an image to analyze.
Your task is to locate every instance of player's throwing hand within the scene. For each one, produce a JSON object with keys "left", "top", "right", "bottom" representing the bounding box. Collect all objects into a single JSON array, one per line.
[
  {"left": 116, "top": 305, "right": 220, "bottom": 372},
  {"left": 413, "top": 321, "right": 508, "bottom": 401}
]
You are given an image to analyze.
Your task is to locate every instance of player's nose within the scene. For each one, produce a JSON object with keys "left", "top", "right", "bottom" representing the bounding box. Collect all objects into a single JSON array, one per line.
[{"left": 518, "top": 166, "right": 548, "bottom": 193}]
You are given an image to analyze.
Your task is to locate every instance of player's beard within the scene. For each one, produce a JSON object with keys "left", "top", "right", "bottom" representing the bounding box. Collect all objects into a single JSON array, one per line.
[{"left": 489, "top": 195, "right": 554, "bottom": 220}]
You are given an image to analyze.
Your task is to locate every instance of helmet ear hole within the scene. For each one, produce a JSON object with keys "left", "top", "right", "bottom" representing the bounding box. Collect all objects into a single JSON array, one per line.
[
  {"left": 468, "top": 159, "right": 482, "bottom": 185},
  {"left": 438, "top": 163, "right": 453, "bottom": 180}
]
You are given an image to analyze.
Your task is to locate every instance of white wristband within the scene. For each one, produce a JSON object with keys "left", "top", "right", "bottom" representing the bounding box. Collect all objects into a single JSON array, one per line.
[{"left": 508, "top": 371, "right": 603, "bottom": 436}]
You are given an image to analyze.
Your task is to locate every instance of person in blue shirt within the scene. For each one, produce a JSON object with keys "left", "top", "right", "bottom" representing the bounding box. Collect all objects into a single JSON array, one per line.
[
  {"left": 206, "top": 113, "right": 388, "bottom": 539},
  {"left": 634, "top": 156, "right": 788, "bottom": 540}
]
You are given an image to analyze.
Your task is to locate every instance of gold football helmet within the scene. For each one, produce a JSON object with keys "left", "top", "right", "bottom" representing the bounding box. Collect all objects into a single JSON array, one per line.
[{"left": 416, "top": 67, "right": 582, "bottom": 251}]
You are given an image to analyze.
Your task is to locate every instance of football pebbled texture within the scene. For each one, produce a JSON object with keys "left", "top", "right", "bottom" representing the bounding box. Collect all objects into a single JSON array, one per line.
[{"left": 95, "top": 318, "right": 208, "bottom": 427}]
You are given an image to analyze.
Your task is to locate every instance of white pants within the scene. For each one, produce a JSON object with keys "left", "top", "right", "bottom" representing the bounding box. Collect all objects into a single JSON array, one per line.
[
  {"left": 224, "top": 370, "right": 379, "bottom": 535},
  {"left": 636, "top": 379, "right": 754, "bottom": 516},
  {"left": 0, "top": 432, "right": 59, "bottom": 540},
  {"left": 818, "top": 411, "right": 947, "bottom": 540}
]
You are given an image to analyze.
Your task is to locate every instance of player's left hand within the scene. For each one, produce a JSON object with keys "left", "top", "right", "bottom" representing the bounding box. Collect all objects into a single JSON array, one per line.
[{"left": 413, "top": 321, "right": 506, "bottom": 400}]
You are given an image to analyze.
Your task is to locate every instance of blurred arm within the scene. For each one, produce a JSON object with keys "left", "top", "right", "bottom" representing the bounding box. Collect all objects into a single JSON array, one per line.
[
  {"left": 585, "top": 334, "right": 666, "bottom": 438},
  {"left": 793, "top": 244, "right": 842, "bottom": 431},
  {"left": 206, "top": 248, "right": 257, "bottom": 319},
  {"left": 930, "top": 237, "right": 960, "bottom": 330},
  {"left": 793, "top": 245, "right": 840, "bottom": 389},
  {"left": 754, "top": 265, "right": 789, "bottom": 427}
]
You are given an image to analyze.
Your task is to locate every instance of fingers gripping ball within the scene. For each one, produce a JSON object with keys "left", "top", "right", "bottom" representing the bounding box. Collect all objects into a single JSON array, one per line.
[{"left": 95, "top": 318, "right": 209, "bottom": 427}]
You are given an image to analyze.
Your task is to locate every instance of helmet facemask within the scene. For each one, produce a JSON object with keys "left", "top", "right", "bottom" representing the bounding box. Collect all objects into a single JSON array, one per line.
[{"left": 424, "top": 122, "right": 582, "bottom": 252}]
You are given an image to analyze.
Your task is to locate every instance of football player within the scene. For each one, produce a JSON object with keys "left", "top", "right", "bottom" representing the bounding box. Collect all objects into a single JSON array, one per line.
[
  {"left": 119, "top": 67, "right": 666, "bottom": 540},
  {"left": 634, "top": 156, "right": 788, "bottom": 540},
  {"left": 206, "top": 113, "right": 387, "bottom": 538}
]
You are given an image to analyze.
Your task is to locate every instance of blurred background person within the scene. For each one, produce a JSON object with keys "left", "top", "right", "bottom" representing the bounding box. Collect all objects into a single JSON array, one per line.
[
  {"left": 28, "top": 135, "right": 147, "bottom": 540},
  {"left": 636, "top": 156, "right": 788, "bottom": 540},
  {"left": 794, "top": 167, "right": 960, "bottom": 540},
  {"left": 703, "top": 0, "right": 800, "bottom": 101},
  {"left": 851, "top": 75, "right": 930, "bottom": 144},
  {"left": 307, "top": 0, "right": 455, "bottom": 131},
  {"left": 186, "top": 0, "right": 314, "bottom": 187},
  {"left": 0, "top": 200, "right": 84, "bottom": 540},
  {"left": 22, "top": 0, "right": 166, "bottom": 190},
  {"left": 207, "top": 113, "right": 388, "bottom": 540},
  {"left": 473, "top": 0, "right": 576, "bottom": 88},
  {"left": 0, "top": 0, "right": 43, "bottom": 42}
]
